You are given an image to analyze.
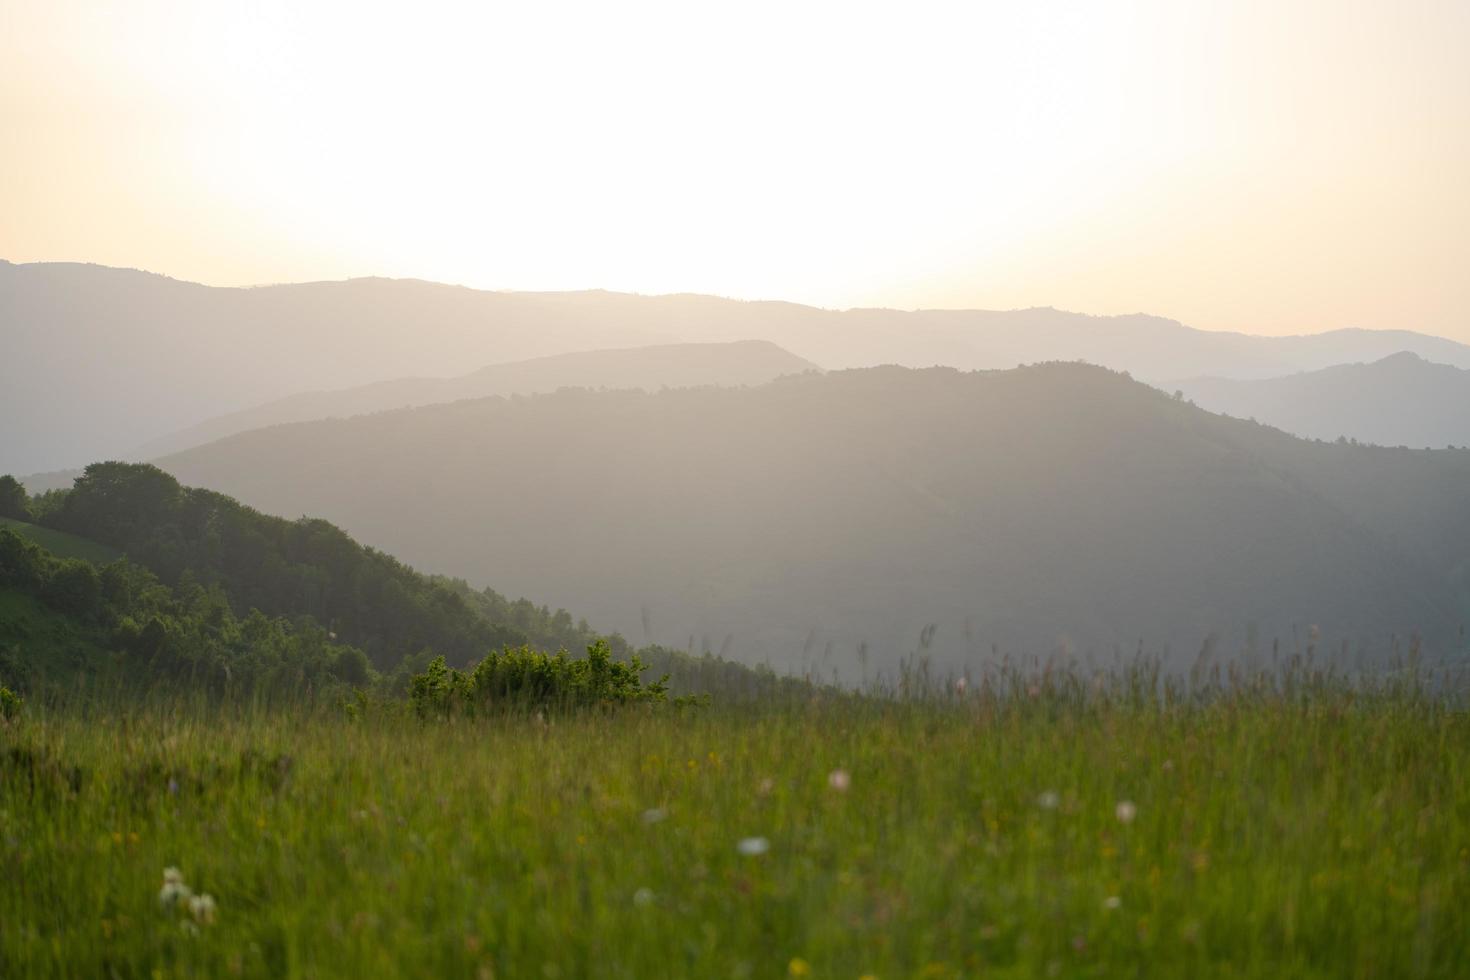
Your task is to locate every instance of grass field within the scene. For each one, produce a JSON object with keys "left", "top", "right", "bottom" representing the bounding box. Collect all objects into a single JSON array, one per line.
[
  {"left": 2, "top": 672, "right": 1468, "bottom": 978},
  {"left": 0, "top": 516, "right": 122, "bottom": 564}
]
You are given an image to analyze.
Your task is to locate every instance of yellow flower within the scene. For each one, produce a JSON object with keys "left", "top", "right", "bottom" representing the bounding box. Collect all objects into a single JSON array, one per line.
[{"left": 788, "top": 958, "right": 811, "bottom": 976}]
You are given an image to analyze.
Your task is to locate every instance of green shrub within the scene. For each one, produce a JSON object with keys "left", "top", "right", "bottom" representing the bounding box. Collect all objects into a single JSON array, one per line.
[
  {"left": 0, "top": 685, "right": 21, "bottom": 722},
  {"left": 42, "top": 558, "right": 102, "bottom": 618},
  {"left": 410, "top": 639, "right": 668, "bottom": 717}
]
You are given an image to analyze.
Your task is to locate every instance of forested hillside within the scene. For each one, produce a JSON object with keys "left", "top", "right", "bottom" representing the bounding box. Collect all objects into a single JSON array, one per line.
[
  {"left": 23, "top": 463, "right": 596, "bottom": 668},
  {"left": 1, "top": 465, "right": 800, "bottom": 700},
  {"left": 158, "top": 364, "right": 1470, "bottom": 671},
  {"left": 0, "top": 527, "right": 372, "bottom": 695}
]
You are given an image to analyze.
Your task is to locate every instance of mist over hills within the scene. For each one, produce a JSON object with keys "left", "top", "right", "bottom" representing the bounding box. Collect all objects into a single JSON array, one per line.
[
  {"left": 157, "top": 364, "right": 1470, "bottom": 673},
  {"left": 1175, "top": 353, "right": 1470, "bottom": 449},
  {"left": 9, "top": 259, "right": 1470, "bottom": 473},
  {"left": 134, "top": 341, "right": 819, "bottom": 459}
]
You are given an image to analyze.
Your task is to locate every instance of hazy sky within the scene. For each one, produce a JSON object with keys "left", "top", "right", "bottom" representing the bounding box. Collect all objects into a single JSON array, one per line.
[{"left": 3, "top": 0, "right": 1467, "bottom": 339}]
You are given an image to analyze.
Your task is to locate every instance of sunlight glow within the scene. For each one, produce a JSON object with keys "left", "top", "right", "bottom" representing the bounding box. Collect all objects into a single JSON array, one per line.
[{"left": 2, "top": 0, "right": 1467, "bottom": 336}]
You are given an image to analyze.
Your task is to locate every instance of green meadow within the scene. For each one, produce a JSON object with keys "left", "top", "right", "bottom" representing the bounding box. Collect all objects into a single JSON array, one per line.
[
  {"left": 3, "top": 671, "right": 1467, "bottom": 979},
  {"left": 0, "top": 517, "right": 122, "bottom": 565}
]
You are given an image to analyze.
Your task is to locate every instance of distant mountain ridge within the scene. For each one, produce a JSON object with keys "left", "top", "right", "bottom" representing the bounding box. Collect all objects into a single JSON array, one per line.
[
  {"left": 156, "top": 363, "right": 1470, "bottom": 672},
  {"left": 134, "top": 340, "right": 820, "bottom": 459},
  {"left": 7, "top": 259, "right": 1470, "bottom": 472},
  {"left": 1175, "top": 353, "right": 1470, "bottom": 449}
]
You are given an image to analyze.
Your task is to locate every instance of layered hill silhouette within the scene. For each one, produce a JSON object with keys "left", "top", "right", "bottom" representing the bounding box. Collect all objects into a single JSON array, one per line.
[
  {"left": 9, "top": 259, "right": 1470, "bottom": 472},
  {"left": 135, "top": 341, "right": 819, "bottom": 459},
  {"left": 1175, "top": 353, "right": 1470, "bottom": 449},
  {"left": 157, "top": 364, "right": 1470, "bottom": 672}
]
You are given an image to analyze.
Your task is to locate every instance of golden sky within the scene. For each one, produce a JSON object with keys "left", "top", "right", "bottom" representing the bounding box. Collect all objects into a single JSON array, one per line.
[{"left": 3, "top": 0, "right": 1467, "bottom": 339}]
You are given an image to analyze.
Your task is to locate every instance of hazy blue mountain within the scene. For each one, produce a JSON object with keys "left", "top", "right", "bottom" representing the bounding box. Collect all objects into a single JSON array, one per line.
[
  {"left": 8, "top": 259, "right": 1470, "bottom": 472},
  {"left": 134, "top": 341, "right": 819, "bottom": 459},
  {"left": 157, "top": 364, "right": 1470, "bottom": 674},
  {"left": 1174, "top": 353, "right": 1470, "bottom": 449}
]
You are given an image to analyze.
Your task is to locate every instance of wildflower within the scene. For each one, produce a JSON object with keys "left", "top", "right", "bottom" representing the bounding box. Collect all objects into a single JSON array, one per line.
[
  {"left": 1115, "top": 800, "right": 1137, "bottom": 824},
  {"left": 827, "top": 769, "right": 851, "bottom": 792},
  {"left": 737, "top": 836, "right": 770, "bottom": 857},
  {"left": 158, "top": 867, "right": 191, "bottom": 909},
  {"left": 1103, "top": 895, "right": 1121, "bottom": 910},
  {"left": 641, "top": 807, "right": 668, "bottom": 825},
  {"left": 756, "top": 777, "right": 775, "bottom": 797},
  {"left": 788, "top": 958, "right": 811, "bottom": 977},
  {"left": 954, "top": 676, "right": 968, "bottom": 693},
  {"left": 188, "top": 893, "right": 217, "bottom": 925},
  {"left": 633, "top": 887, "right": 655, "bottom": 908},
  {"left": 1037, "top": 790, "right": 1060, "bottom": 810}
]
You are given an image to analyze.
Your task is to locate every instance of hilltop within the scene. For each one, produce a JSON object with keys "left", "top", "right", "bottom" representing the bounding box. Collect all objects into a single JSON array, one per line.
[{"left": 1175, "top": 352, "right": 1470, "bottom": 448}]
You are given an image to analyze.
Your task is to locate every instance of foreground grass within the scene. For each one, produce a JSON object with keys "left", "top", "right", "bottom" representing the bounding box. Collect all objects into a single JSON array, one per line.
[{"left": 2, "top": 680, "right": 1468, "bottom": 978}]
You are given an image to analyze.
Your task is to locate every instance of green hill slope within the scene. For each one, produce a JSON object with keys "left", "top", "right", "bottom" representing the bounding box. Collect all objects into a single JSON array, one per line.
[
  {"left": 27, "top": 463, "right": 614, "bottom": 670},
  {"left": 0, "top": 516, "right": 121, "bottom": 563},
  {"left": 0, "top": 526, "right": 372, "bottom": 695}
]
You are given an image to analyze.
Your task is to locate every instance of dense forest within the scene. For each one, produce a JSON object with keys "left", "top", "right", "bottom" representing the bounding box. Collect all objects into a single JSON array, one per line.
[{"left": 0, "top": 525, "right": 372, "bottom": 696}]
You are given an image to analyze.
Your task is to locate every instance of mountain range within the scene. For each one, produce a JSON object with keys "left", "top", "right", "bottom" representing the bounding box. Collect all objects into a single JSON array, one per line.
[{"left": 9, "top": 259, "right": 1470, "bottom": 473}]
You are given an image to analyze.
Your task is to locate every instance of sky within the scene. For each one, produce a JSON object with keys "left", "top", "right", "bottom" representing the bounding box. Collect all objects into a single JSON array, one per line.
[{"left": 3, "top": 0, "right": 1467, "bottom": 340}]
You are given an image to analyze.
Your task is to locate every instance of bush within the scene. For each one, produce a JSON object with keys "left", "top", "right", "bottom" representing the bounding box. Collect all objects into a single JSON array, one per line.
[
  {"left": 0, "top": 685, "right": 21, "bottom": 722},
  {"left": 0, "top": 529, "right": 46, "bottom": 591},
  {"left": 410, "top": 639, "right": 668, "bottom": 717},
  {"left": 42, "top": 559, "right": 102, "bottom": 619}
]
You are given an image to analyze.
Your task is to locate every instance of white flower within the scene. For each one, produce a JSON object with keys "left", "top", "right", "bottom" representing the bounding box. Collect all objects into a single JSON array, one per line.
[
  {"left": 737, "top": 836, "right": 770, "bottom": 857},
  {"left": 1103, "top": 895, "right": 1122, "bottom": 910},
  {"left": 158, "top": 880, "right": 191, "bottom": 909},
  {"left": 1115, "top": 800, "right": 1137, "bottom": 824},
  {"left": 188, "top": 893, "right": 217, "bottom": 925},
  {"left": 1037, "top": 790, "right": 1060, "bottom": 810},
  {"left": 641, "top": 807, "right": 668, "bottom": 825},
  {"left": 632, "top": 887, "right": 655, "bottom": 908},
  {"left": 827, "top": 769, "right": 851, "bottom": 792},
  {"left": 954, "top": 676, "right": 968, "bottom": 693},
  {"left": 162, "top": 867, "right": 184, "bottom": 885}
]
